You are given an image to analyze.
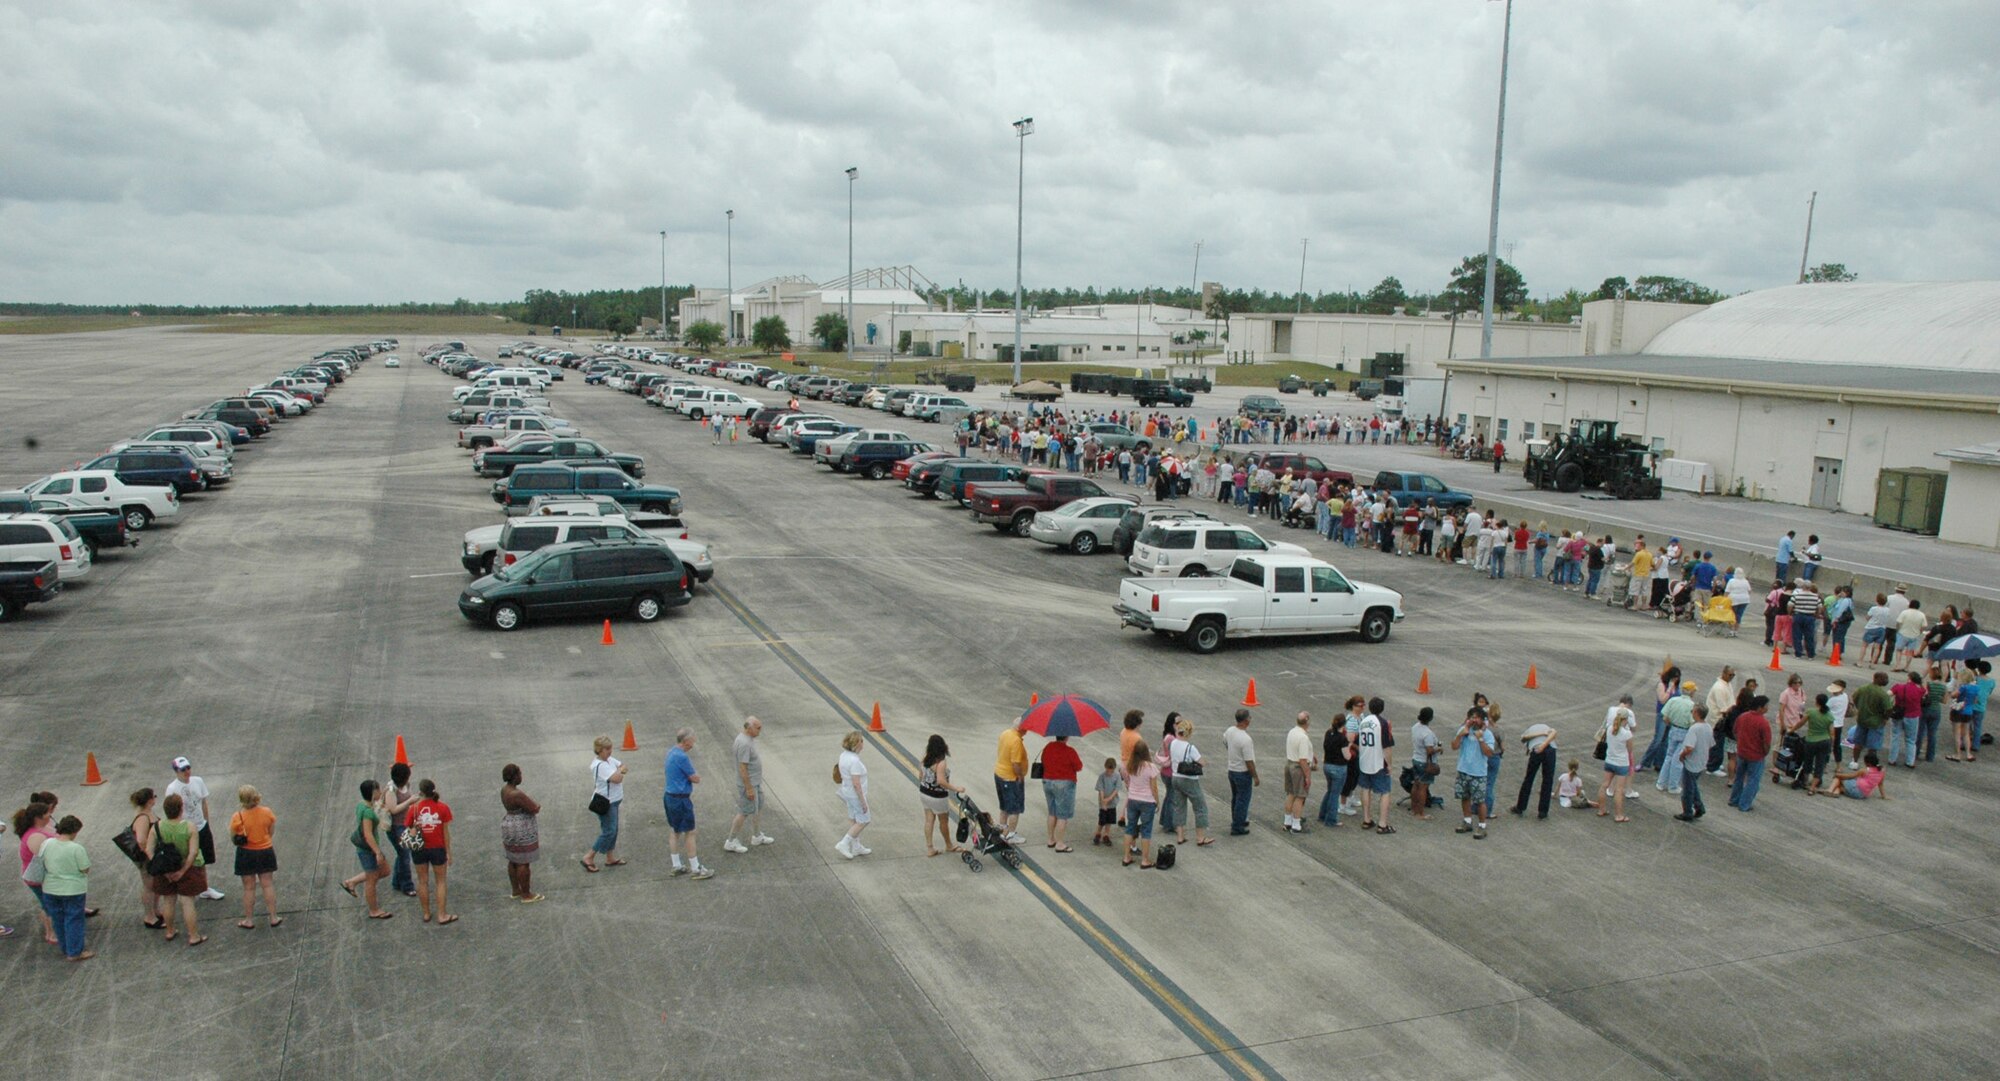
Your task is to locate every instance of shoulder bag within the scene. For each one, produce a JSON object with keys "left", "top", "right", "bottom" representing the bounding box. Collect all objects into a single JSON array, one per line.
[
  {"left": 113, "top": 816, "right": 148, "bottom": 866},
  {"left": 146, "top": 832, "right": 184, "bottom": 877},
  {"left": 1592, "top": 726, "right": 1608, "bottom": 762},
  {"left": 587, "top": 761, "right": 612, "bottom": 816},
  {"left": 20, "top": 846, "right": 45, "bottom": 885},
  {"left": 1175, "top": 744, "right": 1204, "bottom": 777}
]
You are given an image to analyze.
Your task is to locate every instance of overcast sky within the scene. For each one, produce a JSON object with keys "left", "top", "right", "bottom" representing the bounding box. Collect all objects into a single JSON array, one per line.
[{"left": 2, "top": 0, "right": 1995, "bottom": 306}]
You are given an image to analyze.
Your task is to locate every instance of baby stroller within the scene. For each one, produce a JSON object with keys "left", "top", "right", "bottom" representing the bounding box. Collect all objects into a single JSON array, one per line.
[
  {"left": 1772, "top": 732, "right": 1804, "bottom": 781},
  {"left": 952, "top": 792, "right": 1021, "bottom": 872},
  {"left": 1700, "top": 595, "right": 1739, "bottom": 637},
  {"left": 1663, "top": 580, "right": 1695, "bottom": 623}
]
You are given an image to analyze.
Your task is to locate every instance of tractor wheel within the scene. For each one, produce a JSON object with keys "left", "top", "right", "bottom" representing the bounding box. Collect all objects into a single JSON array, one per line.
[{"left": 1555, "top": 462, "right": 1584, "bottom": 493}]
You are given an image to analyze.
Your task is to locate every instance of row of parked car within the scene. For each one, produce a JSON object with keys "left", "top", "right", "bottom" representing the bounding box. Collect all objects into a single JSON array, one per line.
[
  {"left": 0, "top": 342, "right": 387, "bottom": 621},
  {"left": 423, "top": 345, "right": 714, "bottom": 632},
  {"left": 570, "top": 352, "right": 1408, "bottom": 654}
]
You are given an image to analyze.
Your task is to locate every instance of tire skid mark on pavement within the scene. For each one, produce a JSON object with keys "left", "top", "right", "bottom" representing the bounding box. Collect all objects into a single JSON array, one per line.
[{"left": 709, "top": 580, "right": 1283, "bottom": 1081}]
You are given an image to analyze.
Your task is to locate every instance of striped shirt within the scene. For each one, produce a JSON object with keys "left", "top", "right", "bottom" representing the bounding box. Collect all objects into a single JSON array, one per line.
[{"left": 1789, "top": 589, "right": 1823, "bottom": 620}]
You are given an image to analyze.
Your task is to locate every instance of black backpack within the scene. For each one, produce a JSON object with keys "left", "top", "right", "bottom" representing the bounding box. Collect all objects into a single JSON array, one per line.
[{"left": 1153, "top": 843, "right": 1176, "bottom": 870}]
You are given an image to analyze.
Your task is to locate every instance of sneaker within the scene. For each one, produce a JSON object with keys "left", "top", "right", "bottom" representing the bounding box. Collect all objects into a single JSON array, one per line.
[
  {"left": 750, "top": 834, "right": 776, "bottom": 846},
  {"left": 1666, "top": 787, "right": 1682, "bottom": 796},
  {"left": 1003, "top": 832, "right": 1024, "bottom": 845},
  {"left": 1710, "top": 769, "right": 1727, "bottom": 776},
  {"left": 852, "top": 840, "right": 873, "bottom": 855},
  {"left": 1455, "top": 823, "right": 1474, "bottom": 834},
  {"left": 1473, "top": 826, "right": 1486, "bottom": 839},
  {"left": 199, "top": 888, "right": 225, "bottom": 901},
  {"left": 671, "top": 864, "right": 689, "bottom": 876},
  {"left": 834, "top": 837, "right": 856, "bottom": 860},
  {"left": 722, "top": 838, "right": 749, "bottom": 854},
  {"left": 689, "top": 866, "right": 715, "bottom": 881},
  {"left": 1673, "top": 813, "right": 1695, "bottom": 822}
]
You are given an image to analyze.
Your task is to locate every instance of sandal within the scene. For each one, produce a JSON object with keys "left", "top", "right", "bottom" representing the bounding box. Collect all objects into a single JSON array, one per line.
[
  {"left": 368, "top": 911, "right": 395, "bottom": 919},
  {"left": 186, "top": 936, "right": 207, "bottom": 947},
  {"left": 519, "top": 894, "right": 544, "bottom": 904},
  {"left": 1140, "top": 862, "right": 1155, "bottom": 869},
  {"left": 1122, "top": 855, "right": 1134, "bottom": 867},
  {"left": 579, "top": 860, "right": 600, "bottom": 873},
  {"left": 237, "top": 920, "right": 256, "bottom": 930},
  {"left": 341, "top": 882, "right": 358, "bottom": 898},
  {"left": 437, "top": 915, "right": 459, "bottom": 926},
  {"left": 926, "top": 848, "right": 940, "bottom": 858},
  {"left": 1614, "top": 816, "right": 1631, "bottom": 823},
  {"left": 1376, "top": 825, "right": 1396, "bottom": 835},
  {"left": 142, "top": 918, "right": 166, "bottom": 930},
  {"left": 268, "top": 918, "right": 284, "bottom": 928},
  {"left": 163, "top": 930, "right": 177, "bottom": 942},
  {"left": 606, "top": 858, "right": 629, "bottom": 866},
  {"left": 1053, "top": 845, "right": 1074, "bottom": 853},
  {"left": 1196, "top": 838, "right": 1215, "bottom": 846}
]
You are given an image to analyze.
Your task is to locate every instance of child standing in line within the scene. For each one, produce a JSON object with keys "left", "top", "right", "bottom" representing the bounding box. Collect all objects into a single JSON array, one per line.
[
  {"left": 1557, "top": 760, "right": 1588, "bottom": 809},
  {"left": 1092, "top": 758, "right": 1119, "bottom": 847}
]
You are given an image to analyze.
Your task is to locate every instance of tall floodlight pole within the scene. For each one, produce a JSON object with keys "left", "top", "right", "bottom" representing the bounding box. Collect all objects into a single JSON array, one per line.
[
  {"left": 1296, "top": 238, "right": 1309, "bottom": 313},
  {"left": 845, "top": 167, "right": 857, "bottom": 366},
  {"left": 659, "top": 231, "right": 667, "bottom": 337},
  {"left": 1012, "top": 117, "right": 1034, "bottom": 384},
  {"left": 1191, "top": 240, "right": 1202, "bottom": 304},
  {"left": 725, "top": 210, "right": 735, "bottom": 341},
  {"left": 1796, "top": 191, "right": 1817, "bottom": 283},
  {"left": 1478, "top": 0, "right": 1514, "bottom": 359}
]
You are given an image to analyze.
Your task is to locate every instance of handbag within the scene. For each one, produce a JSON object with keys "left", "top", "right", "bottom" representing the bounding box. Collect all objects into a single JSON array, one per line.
[
  {"left": 1175, "top": 747, "right": 1204, "bottom": 777},
  {"left": 398, "top": 809, "right": 427, "bottom": 851},
  {"left": 587, "top": 792, "right": 611, "bottom": 817},
  {"left": 113, "top": 819, "right": 148, "bottom": 866},
  {"left": 918, "top": 766, "right": 949, "bottom": 800},
  {"left": 20, "top": 848, "right": 45, "bottom": 885},
  {"left": 146, "top": 837, "right": 184, "bottom": 877},
  {"left": 1592, "top": 727, "right": 1608, "bottom": 762},
  {"left": 1029, "top": 761, "right": 1045, "bottom": 780}
]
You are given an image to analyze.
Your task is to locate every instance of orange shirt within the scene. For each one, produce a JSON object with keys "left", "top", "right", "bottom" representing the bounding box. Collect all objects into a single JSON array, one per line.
[
  {"left": 230, "top": 805, "right": 275, "bottom": 851},
  {"left": 1119, "top": 728, "right": 1142, "bottom": 768}
]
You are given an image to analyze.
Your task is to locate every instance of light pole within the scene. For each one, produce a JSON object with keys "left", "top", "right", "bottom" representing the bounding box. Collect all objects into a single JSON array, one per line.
[
  {"left": 1478, "top": 0, "right": 1514, "bottom": 359},
  {"left": 1191, "top": 240, "right": 1202, "bottom": 306},
  {"left": 725, "top": 209, "right": 735, "bottom": 343},
  {"left": 845, "top": 167, "right": 857, "bottom": 367},
  {"left": 1012, "top": 117, "right": 1033, "bottom": 384},
  {"left": 1296, "top": 238, "right": 1308, "bottom": 313},
  {"left": 659, "top": 231, "right": 667, "bottom": 338},
  {"left": 1796, "top": 191, "right": 1817, "bottom": 283}
]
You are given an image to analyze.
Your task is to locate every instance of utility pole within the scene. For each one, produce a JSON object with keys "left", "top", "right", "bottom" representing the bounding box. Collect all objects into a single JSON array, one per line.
[
  {"left": 725, "top": 209, "right": 734, "bottom": 342},
  {"left": 1296, "top": 239, "right": 1308, "bottom": 313},
  {"left": 659, "top": 231, "right": 667, "bottom": 338},
  {"left": 845, "top": 167, "right": 857, "bottom": 367},
  {"left": 1479, "top": 0, "right": 1514, "bottom": 359},
  {"left": 1796, "top": 191, "right": 1817, "bottom": 283},
  {"left": 1012, "top": 117, "right": 1033, "bottom": 383}
]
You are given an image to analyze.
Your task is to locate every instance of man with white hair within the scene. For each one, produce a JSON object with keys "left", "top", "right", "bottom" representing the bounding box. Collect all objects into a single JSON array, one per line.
[{"left": 723, "top": 717, "right": 775, "bottom": 854}]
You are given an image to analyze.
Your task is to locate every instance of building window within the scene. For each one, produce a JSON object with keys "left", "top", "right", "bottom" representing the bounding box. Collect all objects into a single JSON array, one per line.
[
  {"left": 1116, "top": 345, "right": 1126, "bottom": 351},
  {"left": 1498, "top": 419, "right": 1509, "bottom": 441},
  {"left": 1523, "top": 421, "right": 1536, "bottom": 440},
  {"left": 1456, "top": 413, "right": 1468, "bottom": 428}
]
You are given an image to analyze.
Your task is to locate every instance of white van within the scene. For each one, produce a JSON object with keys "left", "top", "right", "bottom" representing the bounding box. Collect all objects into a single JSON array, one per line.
[{"left": 0, "top": 514, "right": 91, "bottom": 580}]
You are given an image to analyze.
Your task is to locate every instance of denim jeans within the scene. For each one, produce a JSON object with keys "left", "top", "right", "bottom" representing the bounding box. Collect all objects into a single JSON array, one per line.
[
  {"left": 40, "top": 891, "right": 86, "bottom": 958},
  {"left": 1680, "top": 770, "right": 1706, "bottom": 816},
  {"left": 1168, "top": 776, "right": 1209, "bottom": 830},
  {"left": 1791, "top": 618, "right": 1818, "bottom": 658},
  {"left": 1586, "top": 568, "right": 1602, "bottom": 596},
  {"left": 1490, "top": 552, "right": 1506, "bottom": 579},
  {"left": 1890, "top": 715, "right": 1922, "bottom": 766},
  {"left": 1227, "top": 770, "right": 1252, "bottom": 832},
  {"left": 387, "top": 824, "right": 415, "bottom": 893},
  {"left": 591, "top": 800, "right": 622, "bottom": 854},
  {"left": 1656, "top": 726, "right": 1691, "bottom": 790},
  {"left": 1158, "top": 777, "right": 1178, "bottom": 833},
  {"left": 1729, "top": 759, "right": 1765, "bottom": 810},
  {"left": 1920, "top": 706, "right": 1940, "bottom": 761},
  {"left": 1640, "top": 715, "right": 1670, "bottom": 771},
  {"left": 1317, "top": 764, "right": 1347, "bottom": 825},
  {"left": 1483, "top": 757, "right": 1503, "bottom": 817},
  {"left": 1533, "top": 550, "right": 1546, "bottom": 579},
  {"left": 1513, "top": 745, "right": 1556, "bottom": 816}
]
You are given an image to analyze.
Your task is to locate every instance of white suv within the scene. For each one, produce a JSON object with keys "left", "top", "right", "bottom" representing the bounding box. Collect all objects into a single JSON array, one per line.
[
  {"left": 676, "top": 388, "right": 762, "bottom": 420},
  {"left": 0, "top": 514, "right": 91, "bottom": 580},
  {"left": 1127, "top": 520, "right": 1310, "bottom": 578}
]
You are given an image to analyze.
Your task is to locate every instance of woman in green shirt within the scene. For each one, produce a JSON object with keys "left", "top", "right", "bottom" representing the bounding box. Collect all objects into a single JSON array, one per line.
[
  {"left": 1790, "top": 695, "right": 1835, "bottom": 792},
  {"left": 338, "top": 779, "right": 394, "bottom": 920},
  {"left": 154, "top": 794, "right": 207, "bottom": 947},
  {"left": 38, "top": 815, "right": 92, "bottom": 961}
]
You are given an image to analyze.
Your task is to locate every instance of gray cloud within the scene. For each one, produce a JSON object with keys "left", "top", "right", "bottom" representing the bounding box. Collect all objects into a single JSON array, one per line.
[{"left": 0, "top": 0, "right": 1993, "bottom": 305}]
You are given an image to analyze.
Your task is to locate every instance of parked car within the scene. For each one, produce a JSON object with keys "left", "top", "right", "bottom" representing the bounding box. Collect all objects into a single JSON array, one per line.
[
  {"left": 474, "top": 439, "right": 644, "bottom": 479},
  {"left": 1246, "top": 452, "right": 1355, "bottom": 489},
  {"left": 902, "top": 456, "right": 977, "bottom": 497},
  {"left": 493, "top": 465, "right": 683, "bottom": 516},
  {"left": 1126, "top": 519, "right": 1309, "bottom": 578},
  {"left": 0, "top": 559, "right": 62, "bottom": 621},
  {"left": 969, "top": 475, "right": 1115, "bottom": 535},
  {"left": 1239, "top": 395, "right": 1287, "bottom": 420},
  {"left": 462, "top": 497, "right": 710, "bottom": 582},
  {"left": 0, "top": 493, "right": 129, "bottom": 555},
  {"left": 17, "top": 470, "right": 179, "bottom": 531},
  {"left": 1024, "top": 495, "right": 1139, "bottom": 554},
  {"left": 815, "top": 428, "right": 916, "bottom": 468},
  {"left": 892, "top": 451, "right": 960, "bottom": 482},
  {"left": 0, "top": 515, "right": 91, "bottom": 581},
  {"left": 675, "top": 388, "right": 763, "bottom": 420},
  {"left": 492, "top": 515, "right": 712, "bottom": 583},
  {"left": 1081, "top": 422, "right": 1151, "bottom": 453},
  {"left": 1371, "top": 470, "right": 1474, "bottom": 509},
  {"left": 838, "top": 439, "right": 934, "bottom": 480},
  {"left": 776, "top": 419, "right": 852, "bottom": 451},
  {"left": 458, "top": 539, "right": 692, "bottom": 630},
  {"left": 460, "top": 414, "right": 581, "bottom": 450},
  {"left": 1115, "top": 554, "right": 1404, "bottom": 653},
  {"left": 107, "top": 440, "right": 233, "bottom": 487},
  {"left": 128, "top": 426, "right": 232, "bottom": 459},
  {"left": 78, "top": 448, "right": 205, "bottom": 495},
  {"left": 934, "top": 461, "right": 1023, "bottom": 503},
  {"left": 1111, "top": 505, "right": 1214, "bottom": 556},
  {"left": 1133, "top": 380, "right": 1192, "bottom": 408}
]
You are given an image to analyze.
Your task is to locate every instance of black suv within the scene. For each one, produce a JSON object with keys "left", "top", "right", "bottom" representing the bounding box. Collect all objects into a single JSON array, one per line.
[
  {"left": 458, "top": 539, "right": 691, "bottom": 630},
  {"left": 1134, "top": 379, "right": 1192, "bottom": 408},
  {"left": 82, "top": 449, "right": 206, "bottom": 494},
  {"left": 839, "top": 439, "right": 928, "bottom": 479}
]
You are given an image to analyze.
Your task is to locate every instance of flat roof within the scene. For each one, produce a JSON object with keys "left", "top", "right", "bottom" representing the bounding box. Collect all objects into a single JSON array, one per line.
[{"left": 1439, "top": 352, "right": 2000, "bottom": 407}]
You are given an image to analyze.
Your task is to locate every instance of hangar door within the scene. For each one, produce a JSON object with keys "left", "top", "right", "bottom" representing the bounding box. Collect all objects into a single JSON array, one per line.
[{"left": 1811, "top": 458, "right": 1843, "bottom": 509}]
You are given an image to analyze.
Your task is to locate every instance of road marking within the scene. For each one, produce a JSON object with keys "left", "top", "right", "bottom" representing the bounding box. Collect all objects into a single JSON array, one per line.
[
  {"left": 710, "top": 582, "right": 1281, "bottom": 1081},
  {"left": 566, "top": 646, "right": 583, "bottom": 654},
  {"left": 408, "top": 571, "right": 462, "bottom": 578},
  {"left": 488, "top": 651, "right": 505, "bottom": 660}
]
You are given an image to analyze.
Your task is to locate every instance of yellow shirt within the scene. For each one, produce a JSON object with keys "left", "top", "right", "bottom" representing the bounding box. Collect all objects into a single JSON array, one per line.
[
  {"left": 995, "top": 728, "right": 1029, "bottom": 781},
  {"left": 1631, "top": 548, "right": 1654, "bottom": 578}
]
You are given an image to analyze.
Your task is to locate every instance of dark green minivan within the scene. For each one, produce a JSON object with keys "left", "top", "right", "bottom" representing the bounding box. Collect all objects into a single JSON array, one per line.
[{"left": 458, "top": 539, "right": 690, "bottom": 631}]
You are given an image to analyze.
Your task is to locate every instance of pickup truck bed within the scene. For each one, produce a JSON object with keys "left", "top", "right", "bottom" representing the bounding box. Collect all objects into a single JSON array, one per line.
[
  {"left": 1114, "top": 555, "right": 1403, "bottom": 653},
  {"left": 0, "top": 559, "right": 63, "bottom": 620}
]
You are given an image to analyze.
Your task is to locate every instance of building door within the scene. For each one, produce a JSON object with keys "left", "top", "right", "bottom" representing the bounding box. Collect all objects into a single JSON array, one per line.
[
  {"left": 1810, "top": 458, "right": 1843, "bottom": 509},
  {"left": 1273, "top": 320, "right": 1293, "bottom": 355}
]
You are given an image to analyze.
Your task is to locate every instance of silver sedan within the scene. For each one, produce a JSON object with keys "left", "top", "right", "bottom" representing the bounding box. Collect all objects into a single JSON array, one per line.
[{"left": 1025, "top": 495, "right": 1138, "bottom": 555}]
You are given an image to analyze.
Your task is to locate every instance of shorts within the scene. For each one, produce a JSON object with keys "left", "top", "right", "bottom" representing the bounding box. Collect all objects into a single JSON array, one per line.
[
  {"left": 233, "top": 846, "right": 277, "bottom": 877},
  {"left": 157, "top": 865, "right": 209, "bottom": 898},
  {"left": 1842, "top": 780, "right": 1868, "bottom": 799},
  {"left": 1123, "top": 799, "right": 1157, "bottom": 839},
  {"left": 1895, "top": 634, "right": 1919, "bottom": 652},
  {"left": 1452, "top": 773, "right": 1486, "bottom": 801},
  {"left": 1043, "top": 780, "right": 1077, "bottom": 820},
  {"left": 1604, "top": 763, "right": 1631, "bottom": 777},
  {"left": 841, "top": 793, "right": 871, "bottom": 825},
  {"left": 663, "top": 793, "right": 696, "bottom": 833},
  {"left": 1358, "top": 770, "right": 1391, "bottom": 795},
  {"left": 1098, "top": 806, "right": 1117, "bottom": 827},
  {"left": 1863, "top": 627, "right": 1887, "bottom": 644},
  {"left": 995, "top": 777, "right": 1025, "bottom": 816},
  {"left": 411, "top": 847, "right": 447, "bottom": 866},
  {"left": 1850, "top": 727, "right": 1884, "bottom": 751},
  {"left": 355, "top": 846, "right": 379, "bottom": 872},
  {"left": 735, "top": 785, "right": 761, "bottom": 817},
  {"left": 1283, "top": 763, "right": 1310, "bottom": 797}
]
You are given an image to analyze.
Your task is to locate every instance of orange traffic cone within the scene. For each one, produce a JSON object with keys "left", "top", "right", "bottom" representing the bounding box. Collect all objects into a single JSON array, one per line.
[
  {"left": 1241, "top": 678, "right": 1261, "bottom": 708},
  {"left": 1417, "top": 668, "right": 1432, "bottom": 695},
  {"left": 601, "top": 619, "right": 616, "bottom": 646},
  {"left": 1767, "top": 645, "right": 1784, "bottom": 671},
  {"left": 1828, "top": 643, "right": 1842, "bottom": 666},
  {"left": 82, "top": 752, "right": 104, "bottom": 786},
  {"left": 622, "top": 722, "right": 638, "bottom": 751},
  {"left": 1523, "top": 665, "right": 1539, "bottom": 690},
  {"left": 394, "top": 735, "right": 410, "bottom": 767},
  {"left": 868, "top": 702, "right": 886, "bottom": 732}
]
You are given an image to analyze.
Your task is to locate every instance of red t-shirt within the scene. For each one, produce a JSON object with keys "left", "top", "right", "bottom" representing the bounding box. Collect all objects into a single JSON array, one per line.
[
  {"left": 1890, "top": 681, "right": 1924, "bottom": 719},
  {"left": 1040, "top": 742, "right": 1083, "bottom": 782},
  {"left": 1512, "top": 526, "right": 1530, "bottom": 551},
  {"left": 1734, "top": 711, "right": 1772, "bottom": 762},
  {"left": 406, "top": 799, "right": 453, "bottom": 846}
]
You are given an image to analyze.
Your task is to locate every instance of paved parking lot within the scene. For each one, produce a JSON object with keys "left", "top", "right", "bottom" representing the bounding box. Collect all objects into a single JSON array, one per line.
[{"left": 1, "top": 328, "right": 1995, "bottom": 1080}]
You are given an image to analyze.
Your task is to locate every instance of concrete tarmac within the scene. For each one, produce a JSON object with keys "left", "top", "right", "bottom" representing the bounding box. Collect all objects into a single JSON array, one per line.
[{"left": 0, "top": 328, "right": 1996, "bottom": 1080}]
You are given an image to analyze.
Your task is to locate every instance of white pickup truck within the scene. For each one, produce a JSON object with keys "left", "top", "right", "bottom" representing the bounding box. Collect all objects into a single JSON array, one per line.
[
  {"left": 17, "top": 470, "right": 181, "bottom": 532},
  {"left": 459, "top": 413, "right": 581, "bottom": 449},
  {"left": 1115, "top": 554, "right": 1403, "bottom": 654}
]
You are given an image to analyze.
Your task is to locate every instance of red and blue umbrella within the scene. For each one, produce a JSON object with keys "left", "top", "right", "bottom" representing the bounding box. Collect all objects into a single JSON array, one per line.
[
  {"left": 1018, "top": 695, "right": 1112, "bottom": 739},
  {"left": 1937, "top": 632, "right": 2000, "bottom": 661}
]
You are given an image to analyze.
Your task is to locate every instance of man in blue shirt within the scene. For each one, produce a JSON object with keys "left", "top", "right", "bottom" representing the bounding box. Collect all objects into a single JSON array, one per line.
[
  {"left": 1775, "top": 531, "right": 1796, "bottom": 584},
  {"left": 664, "top": 728, "right": 713, "bottom": 880},
  {"left": 1450, "top": 709, "right": 1498, "bottom": 838}
]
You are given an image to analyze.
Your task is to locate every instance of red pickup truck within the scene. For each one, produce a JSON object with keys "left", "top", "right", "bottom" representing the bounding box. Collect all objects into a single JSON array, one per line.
[
  {"left": 970, "top": 474, "right": 1113, "bottom": 535},
  {"left": 1244, "top": 452, "right": 1355, "bottom": 488}
]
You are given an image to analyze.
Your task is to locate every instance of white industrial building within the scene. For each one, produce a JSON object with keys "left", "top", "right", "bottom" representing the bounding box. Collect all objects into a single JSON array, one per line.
[
  {"left": 900, "top": 303, "right": 1196, "bottom": 363},
  {"left": 1438, "top": 282, "right": 2000, "bottom": 541},
  {"left": 1228, "top": 310, "right": 1586, "bottom": 378},
  {"left": 677, "top": 268, "right": 935, "bottom": 350}
]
